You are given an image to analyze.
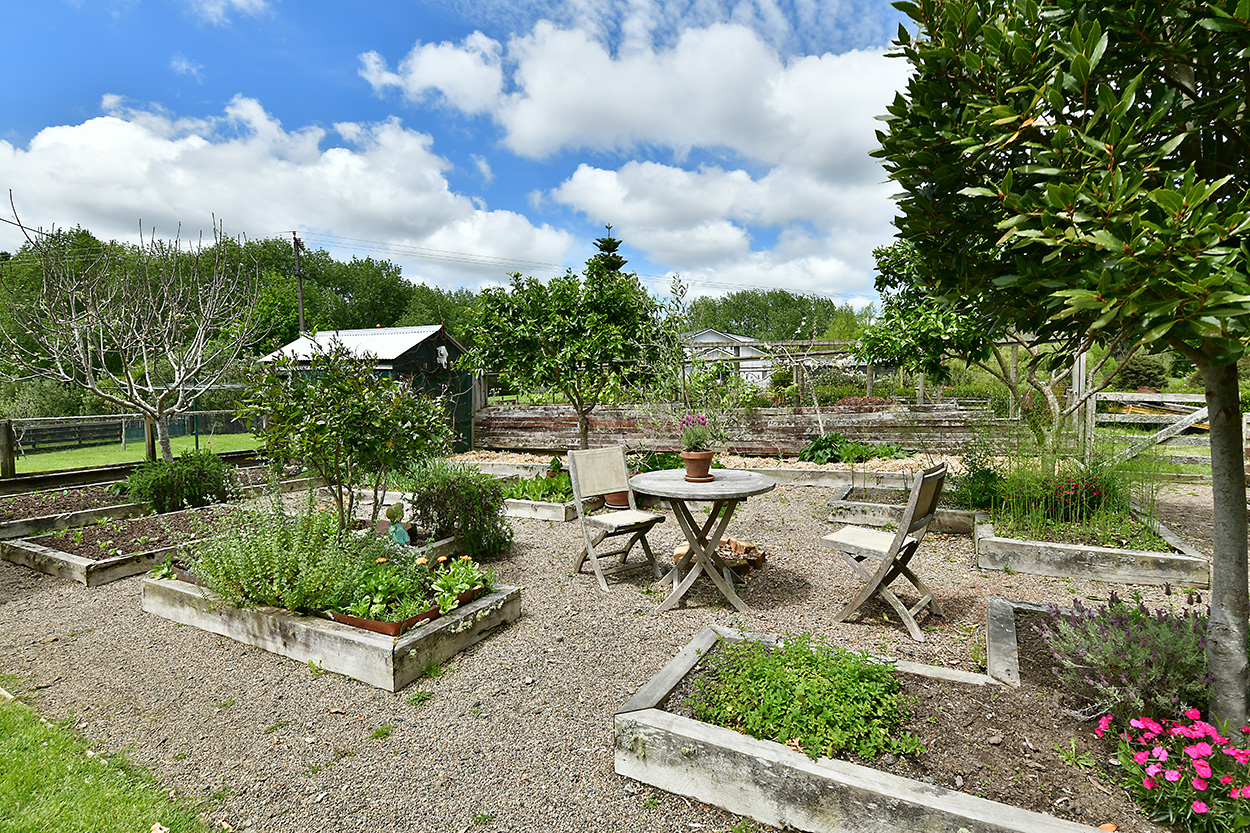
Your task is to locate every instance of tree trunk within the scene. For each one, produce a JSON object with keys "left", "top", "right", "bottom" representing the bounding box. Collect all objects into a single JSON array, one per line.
[
  {"left": 577, "top": 408, "right": 591, "bottom": 450},
  {"left": 1200, "top": 358, "right": 1248, "bottom": 728},
  {"left": 156, "top": 415, "right": 174, "bottom": 462}
]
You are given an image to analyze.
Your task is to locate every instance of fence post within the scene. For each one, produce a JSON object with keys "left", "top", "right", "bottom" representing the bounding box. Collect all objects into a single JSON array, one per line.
[
  {"left": 143, "top": 418, "right": 157, "bottom": 462},
  {"left": 0, "top": 420, "right": 14, "bottom": 479}
]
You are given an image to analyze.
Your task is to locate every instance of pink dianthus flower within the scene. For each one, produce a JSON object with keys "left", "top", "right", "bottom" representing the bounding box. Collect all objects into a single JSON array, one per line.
[{"left": 1193, "top": 800, "right": 1209, "bottom": 814}]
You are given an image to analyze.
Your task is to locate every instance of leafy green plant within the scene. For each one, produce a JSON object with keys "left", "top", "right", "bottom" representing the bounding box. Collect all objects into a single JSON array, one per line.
[
  {"left": 502, "top": 472, "right": 574, "bottom": 502},
  {"left": 369, "top": 725, "right": 392, "bottom": 740},
  {"left": 1037, "top": 590, "right": 1217, "bottom": 721},
  {"left": 1053, "top": 738, "right": 1096, "bottom": 769},
  {"left": 946, "top": 439, "right": 1002, "bottom": 510},
  {"left": 432, "top": 555, "right": 494, "bottom": 615},
  {"left": 796, "top": 432, "right": 908, "bottom": 465},
  {"left": 403, "top": 458, "right": 512, "bottom": 558},
  {"left": 122, "top": 449, "right": 238, "bottom": 514},
  {"left": 687, "top": 634, "right": 922, "bottom": 761},
  {"left": 406, "top": 691, "right": 433, "bottom": 707}
]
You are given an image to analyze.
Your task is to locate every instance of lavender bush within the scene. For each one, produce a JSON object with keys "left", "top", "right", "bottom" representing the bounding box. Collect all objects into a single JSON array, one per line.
[{"left": 1037, "top": 588, "right": 1212, "bottom": 721}]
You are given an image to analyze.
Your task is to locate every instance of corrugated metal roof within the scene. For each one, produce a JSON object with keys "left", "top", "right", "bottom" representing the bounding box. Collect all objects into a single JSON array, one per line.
[{"left": 261, "top": 326, "right": 444, "bottom": 362}]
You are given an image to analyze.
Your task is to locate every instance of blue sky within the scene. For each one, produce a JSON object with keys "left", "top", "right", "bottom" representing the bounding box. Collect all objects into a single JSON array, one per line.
[{"left": 0, "top": 0, "right": 909, "bottom": 305}]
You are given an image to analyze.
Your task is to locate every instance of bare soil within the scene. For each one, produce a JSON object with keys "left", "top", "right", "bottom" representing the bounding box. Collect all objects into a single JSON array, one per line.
[
  {"left": 27, "top": 507, "right": 225, "bottom": 560},
  {"left": 0, "top": 484, "right": 129, "bottom": 524}
]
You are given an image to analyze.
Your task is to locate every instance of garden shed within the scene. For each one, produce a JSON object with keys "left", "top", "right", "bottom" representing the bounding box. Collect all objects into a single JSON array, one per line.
[{"left": 264, "top": 326, "right": 479, "bottom": 452}]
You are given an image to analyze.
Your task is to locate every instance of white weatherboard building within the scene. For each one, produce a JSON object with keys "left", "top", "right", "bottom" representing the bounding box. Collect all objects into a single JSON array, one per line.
[{"left": 681, "top": 328, "right": 772, "bottom": 388}]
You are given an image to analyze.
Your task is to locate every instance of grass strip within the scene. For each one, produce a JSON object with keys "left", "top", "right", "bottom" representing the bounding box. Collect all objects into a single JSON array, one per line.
[
  {"left": 14, "top": 433, "right": 257, "bottom": 474},
  {"left": 0, "top": 698, "right": 211, "bottom": 833}
]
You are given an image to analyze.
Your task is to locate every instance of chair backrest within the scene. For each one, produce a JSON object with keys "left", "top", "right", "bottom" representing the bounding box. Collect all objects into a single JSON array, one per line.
[
  {"left": 567, "top": 446, "right": 632, "bottom": 503},
  {"left": 890, "top": 462, "right": 947, "bottom": 552}
]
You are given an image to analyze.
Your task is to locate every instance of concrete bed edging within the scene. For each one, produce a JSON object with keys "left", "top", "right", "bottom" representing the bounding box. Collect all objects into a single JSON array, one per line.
[
  {"left": 0, "top": 537, "right": 193, "bottom": 587},
  {"left": 141, "top": 578, "right": 522, "bottom": 692},
  {"left": 615, "top": 624, "right": 1098, "bottom": 833},
  {"left": 973, "top": 512, "right": 1209, "bottom": 589},
  {"left": 824, "top": 493, "right": 1208, "bottom": 588}
]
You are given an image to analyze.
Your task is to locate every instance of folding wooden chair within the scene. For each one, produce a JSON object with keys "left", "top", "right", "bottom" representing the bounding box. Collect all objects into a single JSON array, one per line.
[
  {"left": 820, "top": 462, "right": 947, "bottom": 641},
  {"left": 568, "top": 447, "right": 665, "bottom": 592}
]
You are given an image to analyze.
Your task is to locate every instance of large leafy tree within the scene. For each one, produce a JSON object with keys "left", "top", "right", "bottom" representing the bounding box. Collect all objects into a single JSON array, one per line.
[
  {"left": 461, "top": 236, "right": 669, "bottom": 449},
  {"left": 857, "top": 242, "right": 1138, "bottom": 454},
  {"left": 878, "top": 0, "right": 1250, "bottom": 723}
]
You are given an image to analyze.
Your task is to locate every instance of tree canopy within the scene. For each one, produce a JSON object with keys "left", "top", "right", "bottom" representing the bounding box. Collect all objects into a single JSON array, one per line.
[
  {"left": 877, "top": 0, "right": 1250, "bottom": 724},
  {"left": 686, "top": 289, "right": 871, "bottom": 342},
  {"left": 460, "top": 237, "right": 669, "bottom": 448}
]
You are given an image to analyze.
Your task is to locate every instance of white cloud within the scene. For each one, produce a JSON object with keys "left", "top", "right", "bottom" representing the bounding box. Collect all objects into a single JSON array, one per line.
[
  {"left": 169, "top": 54, "right": 204, "bottom": 82},
  {"left": 359, "top": 32, "right": 504, "bottom": 114},
  {"left": 185, "top": 0, "right": 268, "bottom": 25},
  {"left": 361, "top": 19, "right": 908, "bottom": 297},
  {"left": 0, "top": 96, "right": 572, "bottom": 288}
]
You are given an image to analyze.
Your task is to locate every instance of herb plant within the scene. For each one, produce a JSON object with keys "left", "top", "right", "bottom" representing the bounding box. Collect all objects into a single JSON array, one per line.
[
  {"left": 678, "top": 413, "right": 712, "bottom": 451},
  {"left": 402, "top": 458, "right": 512, "bottom": 558},
  {"left": 687, "top": 634, "right": 922, "bottom": 761},
  {"left": 1037, "top": 590, "right": 1216, "bottom": 721}
]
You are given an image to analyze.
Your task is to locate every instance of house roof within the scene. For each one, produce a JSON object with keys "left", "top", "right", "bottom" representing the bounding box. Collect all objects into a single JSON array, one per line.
[
  {"left": 682, "top": 327, "right": 757, "bottom": 344},
  {"left": 261, "top": 326, "right": 454, "bottom": 363}
]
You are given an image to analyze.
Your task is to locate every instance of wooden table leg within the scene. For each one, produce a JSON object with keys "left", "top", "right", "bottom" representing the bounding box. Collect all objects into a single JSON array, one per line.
[{"left": 656, "top": 498, "right": 749, "bottom": 614}]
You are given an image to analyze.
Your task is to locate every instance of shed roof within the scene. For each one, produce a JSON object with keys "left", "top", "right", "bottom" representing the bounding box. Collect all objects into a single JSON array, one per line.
[{"left": 262, "top": 326, "right": 453, "bottom": 363}]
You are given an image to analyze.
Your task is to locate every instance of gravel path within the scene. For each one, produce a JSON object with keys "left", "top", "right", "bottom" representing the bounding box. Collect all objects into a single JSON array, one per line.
[{"left": 0, "top": 478, "right": 1193, "bottom": 833}]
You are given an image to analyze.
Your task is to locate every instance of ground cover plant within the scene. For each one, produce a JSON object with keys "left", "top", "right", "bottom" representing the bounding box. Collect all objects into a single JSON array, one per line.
[
  {"left": 686, "top": 634, "right": 921, "bottom": 761},
  {"left": 181, "top": 488, "right": 492, "bottom": 630},
  {"left": 1105, "top": 709, "right": 1250, "bottom": 833},
  {"left": 400, "top": 458, "right": 512, "bottom": 559},
  {"left": 0, "top": 697, "right": 210, "bottom": 833},
  {"left": 122, "top": 449, "right": 237, "bottom": 513}
]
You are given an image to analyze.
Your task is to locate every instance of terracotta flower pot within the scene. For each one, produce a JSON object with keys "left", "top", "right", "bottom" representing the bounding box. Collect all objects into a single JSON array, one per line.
[
  {"left": 604, "top": 489, "right": 631, "bottom": 509},
  {"left": 680, "top": 450, "right": 715, "bottom": 483}
]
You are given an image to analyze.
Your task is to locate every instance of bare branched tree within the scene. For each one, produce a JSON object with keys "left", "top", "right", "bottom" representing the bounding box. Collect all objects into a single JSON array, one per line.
[{"left": 0, "top": 207, "right": 265, "bottom": 460}]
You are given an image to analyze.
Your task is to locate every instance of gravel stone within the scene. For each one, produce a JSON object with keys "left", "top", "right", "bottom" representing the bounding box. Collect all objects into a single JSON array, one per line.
[{"left": 0, "top": 473, "right": 1197, "bottom": 832}]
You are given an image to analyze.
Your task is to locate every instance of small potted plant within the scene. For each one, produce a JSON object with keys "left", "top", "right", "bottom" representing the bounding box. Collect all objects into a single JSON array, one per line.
[{"left": 679, "top": 413, "right": 715, "bottom": 482}]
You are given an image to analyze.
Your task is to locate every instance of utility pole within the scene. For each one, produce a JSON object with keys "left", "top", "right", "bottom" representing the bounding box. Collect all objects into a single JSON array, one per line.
[{"left": 292, "top": 232, "right": 306, "bottom": 334}]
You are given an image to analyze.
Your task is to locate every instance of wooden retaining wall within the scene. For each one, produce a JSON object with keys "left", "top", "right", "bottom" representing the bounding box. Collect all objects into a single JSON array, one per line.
[{"left": 473, "top": 404, "right": 1005, "bottom": 456}]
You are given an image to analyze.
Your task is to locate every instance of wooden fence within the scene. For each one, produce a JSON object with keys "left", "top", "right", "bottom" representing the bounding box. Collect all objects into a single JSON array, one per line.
[
  {"left": 1093, "top": 391, "right": 1214, "bottom": 480},
  {"left": 473, "top": 403, "right": 1005, "bottom": 456}
]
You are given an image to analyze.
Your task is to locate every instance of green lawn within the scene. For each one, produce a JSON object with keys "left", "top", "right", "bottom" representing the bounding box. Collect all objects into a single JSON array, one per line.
[
  {"left": 0, "top": 696, "right": 210, "bottom": 833},
  {"left": 15, "top": 433, "right": 258, "bottom": 474}
]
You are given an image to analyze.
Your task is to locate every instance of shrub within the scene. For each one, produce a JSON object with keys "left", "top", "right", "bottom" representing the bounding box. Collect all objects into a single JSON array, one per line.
[
  {"left": 1106, "top": 709, "right": 1250, "bottom": 833},
  {"left": 945, "top": 441, "right": 1001, "bottom": 510},
  {"left": 1111, "top": 353, "right": 1171, "bottom": 391},
  {"left": 687, "top": 634, "right": 922, "bottom": 761},
  {"left": 797, "top": 432, "right": 908, "bottom": 465},
  {"left": 124, "top": 450, "right": 236, "bottom": 513},
  {"left": 1036, "top": 589, "right": 1214, "bottom": 722},
  {"left": 403, "top": 459, "right": 512, "bottom": 558}
]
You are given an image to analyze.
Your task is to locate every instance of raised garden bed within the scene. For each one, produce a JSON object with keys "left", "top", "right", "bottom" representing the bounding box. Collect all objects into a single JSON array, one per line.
[
  {"left": 0, "top": 506, "right": 226, "bottom": 587},
  {"left": 503, "top": 497, "right": 581, "bottom": 522},
  {"left": 826, "top": 488, "right": 1208, "bottom": 588},
  {"left": 140, "top": 577, "right": 522, "bottom": 692},
  {"left": 0, "top": 474, "right": 319, "bottom": 541},
  {"left": 616, "top": 624, "right": 1149, "bottom": 833}
]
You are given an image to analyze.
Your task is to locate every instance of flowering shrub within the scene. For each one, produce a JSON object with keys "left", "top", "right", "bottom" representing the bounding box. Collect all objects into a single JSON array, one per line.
[
  {"left": 679, "top": 413, "right": 712, "bottom": 451},
  {"left": 1108, "top": 710, "right": 1250, "bottom": 832},
  {"left": 1037, "top": 589, "right": 1212, "bottom": 721}
]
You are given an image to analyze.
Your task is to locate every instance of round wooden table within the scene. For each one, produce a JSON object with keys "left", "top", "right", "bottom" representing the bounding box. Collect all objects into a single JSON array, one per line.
[{"left": 628, "top": 469, "right": 776, "bottom": 613}]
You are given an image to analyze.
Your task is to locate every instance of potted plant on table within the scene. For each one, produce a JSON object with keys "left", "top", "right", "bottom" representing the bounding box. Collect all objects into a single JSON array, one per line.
[{"left": 679, "top": 413, "right": 715, "bottom": 482}]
